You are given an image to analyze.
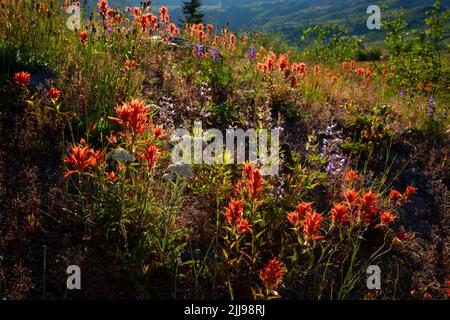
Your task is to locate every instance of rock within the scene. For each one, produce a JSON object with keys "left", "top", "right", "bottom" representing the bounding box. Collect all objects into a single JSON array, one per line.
[{"left": 29, "top": 67, "right": 54, "bottom": 92}]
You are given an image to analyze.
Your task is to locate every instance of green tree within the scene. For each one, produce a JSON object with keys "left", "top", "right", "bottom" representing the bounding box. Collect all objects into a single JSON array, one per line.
[{"left": 182, "top": 0, "right": 204, "bottom": 24}]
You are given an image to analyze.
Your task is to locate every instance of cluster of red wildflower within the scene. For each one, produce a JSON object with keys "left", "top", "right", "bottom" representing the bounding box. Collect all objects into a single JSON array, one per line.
[
  {"left": 224, "top": 163, "right": 264, "bottom": 234},
  {"left": 259, "top": 258, "right": 284, "bottom": 291},
  {"left": 336, "top": 189, "right": 393, "bottom": 225},
  {"left": 255, "top": 51, "right": 343, "bottom": 88},
  {"left": 46, "top": 87, "right": 61, "bottom": 100},
  {"left": 238, "top": 162, "right": 263, "bottom": 201},
  {"left": 79, "top": 31, "right": 88, "bottom": 45},
  {"left": 159, "top": 6, "right": 169, "bottom": 24},
  {"left": 224, "top": 199, "right": 250, "bottom": 233},
  {"left": 64, "top": 139, "right": 104, "bottom": 179},
  {"left": 257, "top": 51, "right": 277, "bottom": 74},
  {"left": 190, "top": 23, "right": 208, "bottom": 42},
  {"left": 287, "top": 202, "right": 324, "bottom": 241},
  {"left": 140, "top": 145, "right": 161, "bottom": 170},
  {"left": 417, "top": 82, "right": 433, "bottom": 92},
  {"left": 124, "top": 59, "right": 137, "bottom": 71},
  {"left": 287, "top": 183, "right": 416, "bottom": 238},
  {"left": 189, "top": 23, "right": 235, "bottom": 49},
  {"left": 14, "top": 71, "right": 30, "bottom": 86},
  {"left": 108, "top": 98, "right": 152, "bottom": 139},
  {"left": 109, "top": 98, "right": 164, "bottom": 172},
  {"left": 390, "top": 185, "right": 417, "bottom": 203},
  {"left": 131, "top": 9, "right": 158, "bottom": 33}
]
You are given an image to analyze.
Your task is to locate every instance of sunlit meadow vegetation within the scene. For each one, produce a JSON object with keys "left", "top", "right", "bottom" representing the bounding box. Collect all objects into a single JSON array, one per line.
[{"left": 0, "top": 0, "right": 449, "bottom": 299}]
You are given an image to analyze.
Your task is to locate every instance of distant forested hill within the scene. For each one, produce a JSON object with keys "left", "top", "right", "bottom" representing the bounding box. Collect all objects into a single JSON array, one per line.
[{"left": 81, "top": 0, "right": 449, "bottom": 44}]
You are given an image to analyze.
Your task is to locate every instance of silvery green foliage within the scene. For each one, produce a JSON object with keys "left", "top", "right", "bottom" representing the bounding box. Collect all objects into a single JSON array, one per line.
[
  {"left": 106, "top": 148, "right": 134, "bottom": 163},
  {"left": 163, "top": 163, "right": 194, "bottom": 180}
]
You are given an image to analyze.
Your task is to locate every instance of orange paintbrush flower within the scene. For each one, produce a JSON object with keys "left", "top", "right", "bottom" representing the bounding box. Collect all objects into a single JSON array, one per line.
[
  {"left": 259, "top": 258, "right": 284, "bottom": 291},
  {"left": 224, "top": 199, "right": 244, "bottom": 224},
  {"left": 46, "top": 87, "right": 61, "bottom": 100},
  {"left": 64, "top": 143, "right": 98, "bottom": 178},
  {"left": 106, "top": 171, "right": 117, "bottom": 181},
  {"left": 14, "top": 71, "right": 31, "bottom": 86},
  {"left": 124, "top": 59, "right": 137, "bottom": 71},
  {"left": 108, "top": 99, "right": 151, "bottom": 138},
  {"left": 79, "top": 31, "right": 88, "bottom": 45},
  {"left": 346, "top": 170, "right": 359, "bottom": 182},
  {"left": 330, "top": 203, "right": 350, "bottom": 224},
  {"left": 159, "top": 6, "right": 169, "bottom": 23},
  {"left": 236, "top": 218, "right": 251, "bottom": 233},
  {"left": 390, "top": 189, "right": 401, "bottom": 200},
  {"left": 343, "top": 189, "right": 359, "bottom": 204},
  {"left": 141, "top": 145, "right": 160, "bottom": 169},
  {"left": 403, "top": 186, "right": 417, "bottom": 200},
  {"left": 168, "top": 23, "right": 180, "bottom": 36},
  {"left": 380, "top": 211, "right": 395, "bottom": 225},
  {"left": 359, "top": 191, "right": 379, "bottom": 223},
  {"left": 301, "top": 211, "right": 324, "bottom": 241}
]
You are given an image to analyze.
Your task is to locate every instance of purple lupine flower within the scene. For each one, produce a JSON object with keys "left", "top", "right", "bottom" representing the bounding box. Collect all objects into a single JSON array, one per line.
[
  {"left": 399, "top": 88, "right": 405, "bottom": 99},
  {"left": 248, "top": 46, "right": 256, "bottom": 60},
  {"left": 196, "top": 43, "right": 204, "bottom": 59},
  {"left": 320, "top": 123, "right": 347, "bottom": 175},
  {"left": 209, "top": 46, "right": 219, "bottom": 62},
  {"left": 426, "top": 96, "right": 435, "bottom": 118}
]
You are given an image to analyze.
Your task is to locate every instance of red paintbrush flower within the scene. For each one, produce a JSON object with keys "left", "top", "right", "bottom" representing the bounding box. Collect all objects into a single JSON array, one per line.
[
  {"left": 224, "top": 199, "right": 244, "bottom": 224},
  {"left": 356, "top": 67, "right": 365, "bottom": 76},
  {"left": 342, "top": 61, "right": 348, "bottom": 71},
  {"left": 46, "top": 87, "right": 61, "bottom": 100},
  {"left": 287, "top": 210, "right": 300, "bottom": 226},
  {"left": 141, "top": 145, "right": 160, "bottom": 169},
  {"left": 380, "top": 211, "right": 395, "bottom": 225},
  {"left": 259, "top": 258, "right": 284, "bottom": 291},
  {"left": 153, "top": 125, "right": 164, "bottom": 140},
  {"left": 403, "top": 186, "right": 417, "bottom": 200},
  {"left": 359, "top": 191, "right": 379, "bottom": 223},
  {"left": 390, "top": 189, "right": 401, "bottom": 200},
  {"left": 396, "top": 227, "right": 406, "bottom": 241},
  {"left": 64, "top": 143, "right": 98, "bottom": 178},
  {"left": 241, "top": 163, "right": 263, "bottom": 200},
  {"left": 301, "top": 211, "right": 324, "bottom": 241},
  {"left": 79, "top": 31, "right": 88, "bottom": 45},
  {"left": 14, "top": 71, "right": 31, "bottom": 86},
  {"left": 108, "top": 99, "right": 151, "bottom": 138},
  {"left": 331, "top": 75, "right": 338, "bottom": 85},
  {"left": 106, "top": 171, "right": 117, "bottom": 181},
  {"left": 330, "top": 203, "right": 349, "bottom": 224},
  {"left": 159, "top": 6, "right": 169, "bottom": 23},
  {"left": 247, "top": 168, "right": 263, "bottom": 200},
  {"left": 236, "top": 218, "right": 251, "bottom": 233},
  {"left": 288, "top": 202, "right": 313, "bottom": 226},
  {"left": 277, "top": 54, "right": 289, "bottom": 71},
  {"left": 346, "top": 170, "right": 359, "bottom": 182},
  {"left": 124, "top": 59, "right": 137, "bottom": 71},
  {"left": 97, "top": 0, "right": 108, "bottom": 13},
  {"left": 168, "top": 23, "right": 179, "bottom": 36},
  {"left": 343, "top": 189, "right": 359, "bottom": 204},
  {"left": 295, "top": 202, "right": 313, "bottom": 217}
]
